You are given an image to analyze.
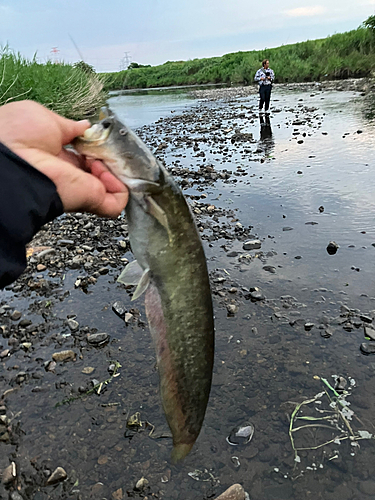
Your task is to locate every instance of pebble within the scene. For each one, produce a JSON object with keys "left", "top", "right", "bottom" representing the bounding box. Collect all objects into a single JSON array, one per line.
[
  {"left": 243, "top": 240, "right": 261, "bottom": 250},
  {"left": 10, "top": 492, "right": 24, "bottom": 500},
  {"left": 263, "top": 265, "right": 276, "bottom": 273},
  {"left": 36, "top": 264, "right": 46, "bottom": 271},
  {"left": 10, "top": 310, "right": 22, "bottom": 321},
  {"left": 98, "top": 455, "right": 108, "bottom": 465},
  {"left": 124, "top": 312, "right": 134, "bottom": 323},
  {"left": 112, "top": 301, "right": 127, "bottom": 319},
  {"left": 87, "top": 332, "right": 109, "bottom": 346},
  {"left": 112, "top": 488, "right": 123, "bottom": 500},
  {"left": 46, "top": 466, "right": 67, "bottom": 485},
  {"left": 360, "top": 342, "right": 375, "bottom": 355},
  {"left": 364, "top": 325, "right": 375, "bottom": 340},
  {"left": 2, "top": 462, "right": 17, "bottom": 484},
  {"left": 327, "top": 241, "right": 339, "bottom": 255},
  {"left": 227, "top": 304, "right": 238, "bottom": 315},
  {"left": 135, "top": 477, "right": 149, "bottom": 490},
  {"left": 67, "top": 319, "right": 79, "bottom": 331},
  {"left": 213, "top": 484, "right": 247, "bottom": 500},
  {"left": 52, "top": 350, "right": 76, "bottom": 362},
  {"left": 82, "top": 366, "right": 95, "bottom": 375},
  {"left": 249, "top": 291, "right": 265, "bottom": 301}
]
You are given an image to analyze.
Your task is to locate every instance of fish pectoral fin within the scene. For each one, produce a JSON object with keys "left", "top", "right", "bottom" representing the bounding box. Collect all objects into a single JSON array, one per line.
[
  {"left": 117, "top": 261, "right": 151, "bottom": 301},
  {"left": 117, "top": 260, "right": 144, "bottom": 286},
  {"left": 146, "top": 196, "right": 173, "bottom": 242},
  {"left": 132, "top": 268, "right": 151, "bottom": 301}
]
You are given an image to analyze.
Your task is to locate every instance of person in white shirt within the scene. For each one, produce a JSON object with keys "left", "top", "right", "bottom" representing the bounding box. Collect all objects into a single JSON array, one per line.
[{"left": 254, "top": 59, "right": 275, "bottom": 114}]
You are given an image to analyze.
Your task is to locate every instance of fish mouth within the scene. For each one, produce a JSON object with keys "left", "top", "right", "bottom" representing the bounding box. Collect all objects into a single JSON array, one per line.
[{"left": 80, "top": 107, "right": 114, "bottom": 144}]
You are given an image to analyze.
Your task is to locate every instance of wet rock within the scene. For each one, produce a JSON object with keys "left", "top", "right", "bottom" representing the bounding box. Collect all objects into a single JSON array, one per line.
[
  {"left": 10, "top": 492, "right": 24, "bottom": 500},
  {"left": 263, "top": 265, "right": 276, "bottom": 273},
  {"left": 98, "top": 267, "right": 109, "bottom": 275},
  {"left": 334, "top": 376, "right": 347, "bottom": 393},
  {"left": 226, "top": 423, "right": 254, "bottom": 445},
  {"left": 319, "top": 206, "right": 324, "bottom": 212},
  {"left": 87, "top": 332, "right": 109, "bottom": 346},
  {"left": 282, "top": 227, "right": 293, "bottom": 231},
  {"left": 10, "top": 310, "right": 22, "bottom": 321},
  {"left": 248, "top": 291, "right": 265, "bottom": 301},
  {"left": 321, "top": 327, "right": 333, "bottom": 338},
  {"left": 46, "top": 467, "right": 67, "bottom": 485},
  {"left": 52, "top": 350, "right": 76, "bottom": 362},
  {"left": 2, "top": 462, "right": 16, "bottom": 484},
  {"left": 364, "top": 325, "right": 375, "bottom": 340},
  {"left": 361, "top": 314, "right": 373, "bottom": 324},
  {"left": 112, "top": 301, "right": 127, "bottom": 320},
  {"left": 360, "top": 342, "right": 375, "bottom": 355},
  {"left": 112, "top": 487, "right": 123, "bottom": 500},
  {"left": 124, "top": 312, "right": 134, "bottom": 323},
  {"left": 243, "top": 240, "right": 261, "bottom": 250},
  {"left": 135, "top": 477, "right": 149, "bottom": 491},
  {"left": 82, "top": 366, "right": 95, "bottom": 375},
  {"left": 227, "top": 304, "right": 238, "bottom": 316},
  {"left": 327, "top": 241, "right": 339, "bottom": 255},
  {"left": 67, "top": 319, "right": 79, "bottom": 331},
  {"left": 214, "top": 484, "right": 247, "bottom": 500},
  {"left": 304, "top": 322, "right": 314, "bottom": 331}
]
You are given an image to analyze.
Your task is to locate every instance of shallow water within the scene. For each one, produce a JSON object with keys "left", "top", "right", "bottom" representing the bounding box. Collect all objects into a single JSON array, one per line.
[{"left": 1, "top": 83, "right": 375, "bottom": 500}]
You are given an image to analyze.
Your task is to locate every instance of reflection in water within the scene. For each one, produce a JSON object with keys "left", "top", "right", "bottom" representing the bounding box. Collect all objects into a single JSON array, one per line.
[{"left": 258, "top": 114, "right": 274, "bottom": 155}]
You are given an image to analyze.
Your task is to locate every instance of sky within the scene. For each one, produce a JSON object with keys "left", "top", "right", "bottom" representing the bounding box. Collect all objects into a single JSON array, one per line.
[{"left": 0, "top": 1, "right": 374, "bottom": 72}]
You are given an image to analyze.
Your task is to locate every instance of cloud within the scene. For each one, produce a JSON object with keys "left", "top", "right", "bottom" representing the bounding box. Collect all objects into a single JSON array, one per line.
[{"left": 285, "top": 6, "right": 326, "bottom": 17}]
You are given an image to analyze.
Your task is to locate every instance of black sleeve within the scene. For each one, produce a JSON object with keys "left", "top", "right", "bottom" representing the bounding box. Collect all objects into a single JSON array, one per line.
[{"left": 0, "top": 142, "right": 64, "bottom": 288}]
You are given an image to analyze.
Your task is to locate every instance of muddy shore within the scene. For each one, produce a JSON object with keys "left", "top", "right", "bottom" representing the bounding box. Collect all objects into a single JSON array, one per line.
[{"left": 1, "top": 79, "right": 375, "bottom": 500}]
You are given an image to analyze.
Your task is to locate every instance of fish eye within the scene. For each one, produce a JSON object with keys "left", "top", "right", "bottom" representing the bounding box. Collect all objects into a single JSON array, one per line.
[
  {"left": 119, "top": 128, "right": 128, "bottom": 136},
  {"left": 102, "top": 120, "right": 112, "bottom": 129}
]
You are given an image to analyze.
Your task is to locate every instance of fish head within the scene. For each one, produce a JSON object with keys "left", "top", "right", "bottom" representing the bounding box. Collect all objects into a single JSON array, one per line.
[{"left": 72, "top": 107, "right": 160, "bottom": 185}]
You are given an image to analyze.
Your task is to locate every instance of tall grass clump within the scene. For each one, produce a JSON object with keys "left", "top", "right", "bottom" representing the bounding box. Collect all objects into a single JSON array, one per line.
[
  {"left": 0, "top": 46, "right": 107, "bottom": 119},
  {"left": 101, "top": 23, "right": 375, "bottom": 91}
]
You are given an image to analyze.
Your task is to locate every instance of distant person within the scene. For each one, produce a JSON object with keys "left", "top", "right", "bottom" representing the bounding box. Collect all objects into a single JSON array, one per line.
[{"left": 254, "top": 59, "right": 275, "bottom": 114}]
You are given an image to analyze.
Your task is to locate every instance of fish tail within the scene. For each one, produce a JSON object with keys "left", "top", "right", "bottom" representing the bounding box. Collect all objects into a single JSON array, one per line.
[{"left": 171, "top": 443, "right": 194, "bottom": 464}]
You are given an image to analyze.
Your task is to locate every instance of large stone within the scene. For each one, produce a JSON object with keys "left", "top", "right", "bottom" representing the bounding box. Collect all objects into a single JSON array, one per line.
[
  {"left": 46, "top": 467, "right": 67, "bottom": 485},
  {"left": 2, "top": 462, "right": 16, "bottom": 484},
  {"left": 243, "top": 240, "right": 261, "bottom": 251},
  {"left": 52, "top": 350, "right": 76, "bottom": 362},
  {"left": 214, "top": 484, "right": 247, "bottom": 500}
]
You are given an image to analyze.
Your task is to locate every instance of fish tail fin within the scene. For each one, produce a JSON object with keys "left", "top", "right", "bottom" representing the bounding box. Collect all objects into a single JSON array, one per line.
[{"left": 171, "top": 443, "right": 194, "bottom": 464}]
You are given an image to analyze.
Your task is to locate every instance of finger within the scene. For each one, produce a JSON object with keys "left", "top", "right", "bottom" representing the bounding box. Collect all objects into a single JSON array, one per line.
[
  {"left": 91, "top": 191, "right": 129, "bottom": 218},
  {"left": 54, "top": 113, "right": 91, "bottom": 145},
  {"left": 90, "top": 161, "right": 127, "bottom": 193},
  {"left": 58, "top": 148, "right": 88, "bottom": 171}
]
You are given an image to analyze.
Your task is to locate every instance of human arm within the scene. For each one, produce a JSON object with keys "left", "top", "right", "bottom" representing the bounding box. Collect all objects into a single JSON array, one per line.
[
  {"left": 254, "top": 69, "right": 265, "bottom": 83},
  {"left": 0, "top": 100, "right": 129, "bottom": 288}
]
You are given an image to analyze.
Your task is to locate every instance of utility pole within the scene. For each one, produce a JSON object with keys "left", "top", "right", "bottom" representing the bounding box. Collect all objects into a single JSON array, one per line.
[{"left": 120, "top": 51, "right": 131, "bottom": 70}]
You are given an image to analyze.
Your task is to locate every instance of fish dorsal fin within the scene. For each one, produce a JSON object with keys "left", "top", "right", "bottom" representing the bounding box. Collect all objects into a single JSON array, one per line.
[
  {"left": 146, "top": 196, "right": 173, "bottom": 242},
  {"left": 117, "top": 260, "right": 151, "bottom": 301}
]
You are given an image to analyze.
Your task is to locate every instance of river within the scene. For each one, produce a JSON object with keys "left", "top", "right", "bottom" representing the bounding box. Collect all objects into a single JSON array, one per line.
[{"left": 1, "top": 81, "right": 375, "bottom": 500}]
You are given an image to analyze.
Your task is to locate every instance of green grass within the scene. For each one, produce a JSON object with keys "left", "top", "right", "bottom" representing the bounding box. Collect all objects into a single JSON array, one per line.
[
  {"left": 0, "top": 46, "right": 107, "bottom": 119},
  {"left": 101, "top": 25, "right": 375, "bottom": 90}
]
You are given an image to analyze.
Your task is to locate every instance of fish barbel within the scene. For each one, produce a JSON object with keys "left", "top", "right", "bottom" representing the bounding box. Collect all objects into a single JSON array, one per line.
[{"left": 73, "top": 109, "right": 214, "bottom": 462}]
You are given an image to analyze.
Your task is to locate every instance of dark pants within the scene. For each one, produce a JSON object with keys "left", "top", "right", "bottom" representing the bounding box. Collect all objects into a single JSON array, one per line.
[{"left": 259, "top": 84, "right": 272, "bottom": 111}]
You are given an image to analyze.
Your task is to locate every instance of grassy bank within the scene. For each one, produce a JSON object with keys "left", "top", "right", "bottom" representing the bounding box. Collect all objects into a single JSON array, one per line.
[
  {"left": 0, "top": 47, "right": 107, "bottom": 119},
  {"left": 102, "top": 25, "right": 375, "bottom": 90}
]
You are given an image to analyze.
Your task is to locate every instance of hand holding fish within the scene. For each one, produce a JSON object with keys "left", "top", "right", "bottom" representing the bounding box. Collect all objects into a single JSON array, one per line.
[{"left": 0, "top": 100, "right": 128, "bottom": 217}]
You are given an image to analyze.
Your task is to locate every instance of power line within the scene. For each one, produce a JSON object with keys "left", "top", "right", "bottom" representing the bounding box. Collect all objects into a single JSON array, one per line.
[{"left": 119, "top": 51, "right": 131, "bottom": 70}]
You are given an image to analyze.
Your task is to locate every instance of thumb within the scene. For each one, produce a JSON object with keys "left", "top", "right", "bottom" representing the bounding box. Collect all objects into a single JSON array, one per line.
[{"left": 56, "top": 115, "right": 91, "bottom": 145}]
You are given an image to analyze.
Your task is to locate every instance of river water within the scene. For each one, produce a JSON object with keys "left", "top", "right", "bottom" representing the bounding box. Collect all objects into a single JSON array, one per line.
[{"left": 1, "top": 82, "right": 375, "bottom": 500}]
